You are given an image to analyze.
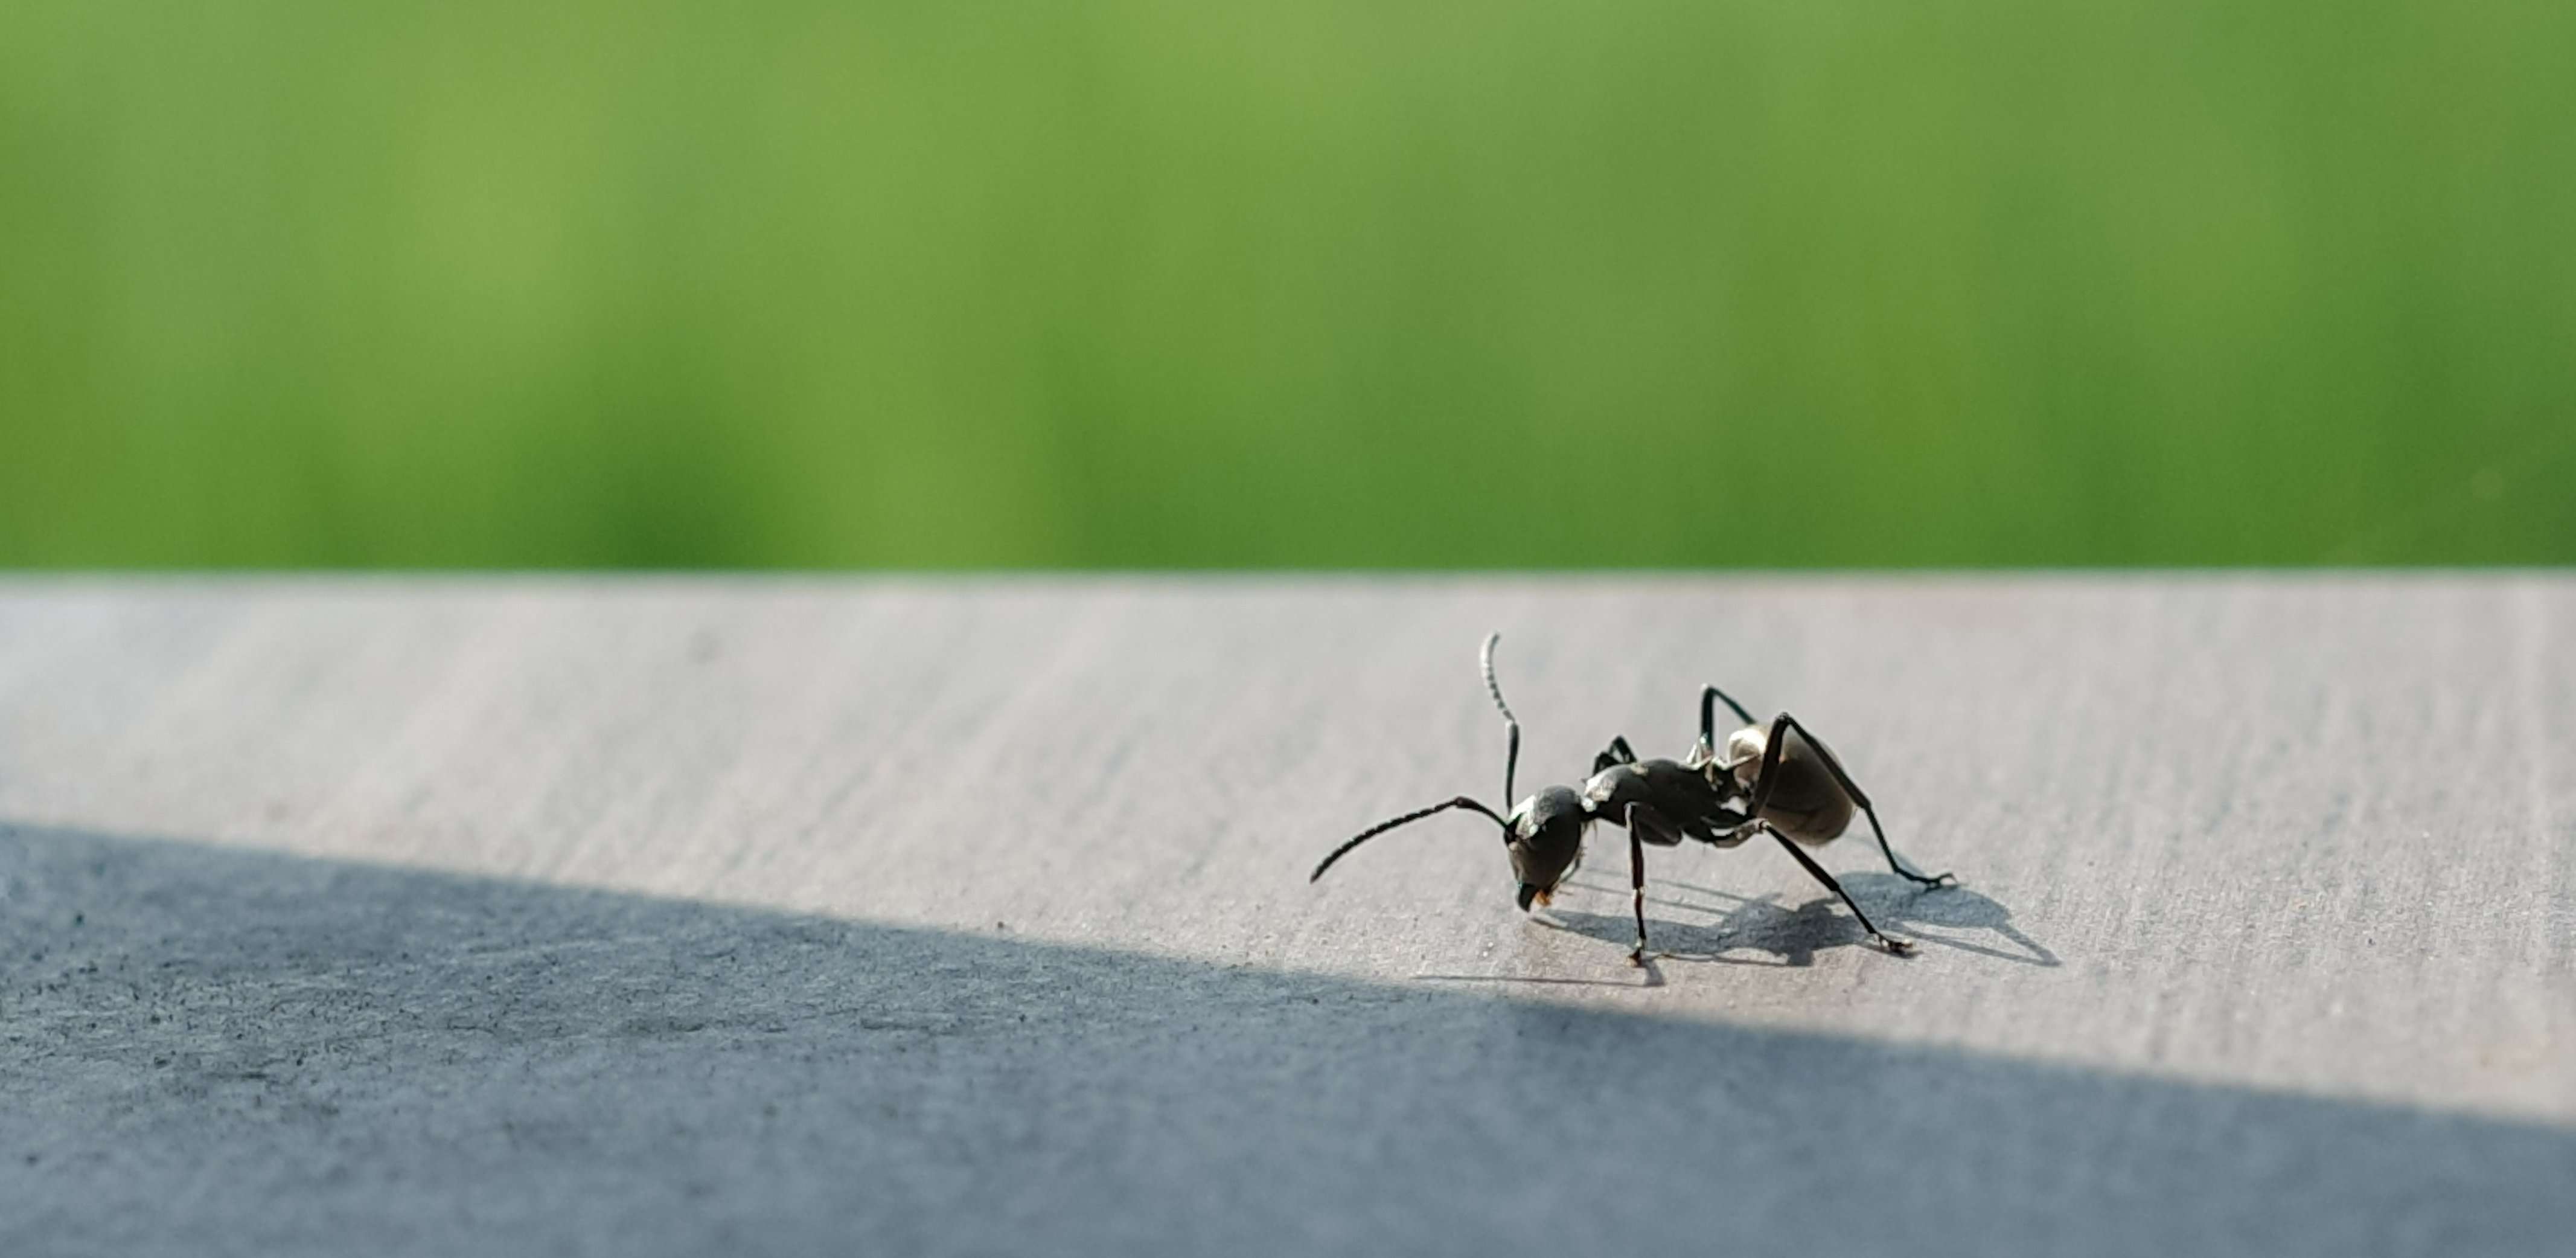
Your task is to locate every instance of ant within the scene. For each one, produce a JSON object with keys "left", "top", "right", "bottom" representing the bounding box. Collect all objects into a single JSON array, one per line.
[{"left": 1310, "top": 634, "right": 1954, "bottom": 964}]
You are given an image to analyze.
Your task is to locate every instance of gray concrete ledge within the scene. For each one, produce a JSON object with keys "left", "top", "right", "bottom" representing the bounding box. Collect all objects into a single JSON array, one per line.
[{"left": 2, "top": 575, "right": 2571, "bottom": 1255}]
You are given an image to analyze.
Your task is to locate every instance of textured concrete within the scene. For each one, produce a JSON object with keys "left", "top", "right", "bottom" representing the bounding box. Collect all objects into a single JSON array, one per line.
[{"left": 2, "top": 575, "right": 2571, "bottom": 1256}]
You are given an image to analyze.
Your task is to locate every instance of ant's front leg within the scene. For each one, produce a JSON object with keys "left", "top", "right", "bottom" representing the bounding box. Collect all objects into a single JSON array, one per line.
[{"left": 1623, "top": 803, "right": 1686, "bottom": 964}]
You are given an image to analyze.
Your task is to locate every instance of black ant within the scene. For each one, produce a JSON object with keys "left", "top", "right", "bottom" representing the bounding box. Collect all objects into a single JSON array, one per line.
[{"left": 1310, "top": 634, "right": 1954, "bottom": 964}]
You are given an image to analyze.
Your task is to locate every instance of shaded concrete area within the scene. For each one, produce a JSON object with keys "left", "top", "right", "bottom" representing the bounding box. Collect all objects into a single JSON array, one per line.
[{"left": 5, "top": 821, "right": 2569, "bottom": 1257}]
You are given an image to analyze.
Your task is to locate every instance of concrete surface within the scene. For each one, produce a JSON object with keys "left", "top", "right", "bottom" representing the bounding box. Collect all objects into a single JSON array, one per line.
[{"left": 1, "top": 575, "right": 2571, "bottom": 1256}]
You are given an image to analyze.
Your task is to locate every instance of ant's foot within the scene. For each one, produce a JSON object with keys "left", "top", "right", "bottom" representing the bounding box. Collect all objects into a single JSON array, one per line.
[
  {"left": 1878, "top": 935, "right": 1917, "bottom": 957},
  {"left": 1902, "top": 869, "right": 1957, "bottom": 888},
  {"left": 1628, "top": 946, "right": 1649, "bottom": 967}
]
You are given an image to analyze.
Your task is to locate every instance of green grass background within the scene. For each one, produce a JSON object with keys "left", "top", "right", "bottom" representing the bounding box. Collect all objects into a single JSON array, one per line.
[{"left": 4, "top": 0, "right": 2571, "bottom": 568}]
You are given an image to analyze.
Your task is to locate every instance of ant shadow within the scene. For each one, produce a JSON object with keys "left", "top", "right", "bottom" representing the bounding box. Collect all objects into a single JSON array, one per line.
[{"left": 1548, "top": 870, "right": 2057, "bottom": 969}]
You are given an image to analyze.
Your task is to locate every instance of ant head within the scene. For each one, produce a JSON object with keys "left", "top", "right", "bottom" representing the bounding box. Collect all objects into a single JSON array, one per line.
[
  {"left": 1507, "top": 786, "right": 1591, "bottom": 909},
  {"left": 1309, "top": 635, "right": 1595, "bottom": 903}
]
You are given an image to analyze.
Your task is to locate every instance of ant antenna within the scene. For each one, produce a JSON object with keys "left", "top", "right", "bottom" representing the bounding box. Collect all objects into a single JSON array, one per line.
[
  {"left": 1481, "top": 632, "right": 1521, "bottom": 804},
  {"left": 1309, "top": 796, "right": 1509, "bottom": 882}
]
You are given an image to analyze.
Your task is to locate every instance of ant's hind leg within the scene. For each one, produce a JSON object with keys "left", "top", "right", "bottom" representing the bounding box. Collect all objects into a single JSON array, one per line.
[
  {"left": 1698, "top": 685, "right": 1758, "bottom": 754},
  {"left": 1768, "top": 713, "right": 1954, "bottom": 887},
  {"left": 1754, "top": 826, "right": 1914, "bottom": 956},
  {"left": 1593, "top": 736, "right": 1639, "bottom": 774}
]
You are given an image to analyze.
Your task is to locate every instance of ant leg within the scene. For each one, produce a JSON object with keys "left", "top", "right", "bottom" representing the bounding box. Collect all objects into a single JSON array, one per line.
[
  {"left": 1593, "top": 735, "right": 1639, "bottom": 774},
  {"left": 1768, "top": 713, "right": 1953, "bottom": 887},
  {"left": 1772, "top": 831, "right": 1914, "bottom": 955},
  {"left": 1701, "top": 686, "right": 1757, "bottom": 740},
  {"left": 1623, "top": 803, "right": 1686, "bottom": 963},
  {"left": 1627, "top": 825, "right": 1650, "bottom": 964},
  {"left": 1697, "top": 685, "right": 1759, "bottom": 760},
  {"left": 1687, "top": 807, "right": 1753, "bottom": 847},
  {"left": 1719, "top": 821, "right": 1913, "bottom": 956}
]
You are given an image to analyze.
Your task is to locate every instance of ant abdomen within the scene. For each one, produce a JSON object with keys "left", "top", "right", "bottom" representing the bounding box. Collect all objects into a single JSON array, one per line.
[{"left": 1729, "top": 722, "right": 1856, "bottom": 844}]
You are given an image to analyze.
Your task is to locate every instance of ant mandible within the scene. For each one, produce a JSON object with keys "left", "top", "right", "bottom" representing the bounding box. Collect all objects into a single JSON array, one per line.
[{"left": 1310, "top": 634, "right": 1954, "bottom": 964}]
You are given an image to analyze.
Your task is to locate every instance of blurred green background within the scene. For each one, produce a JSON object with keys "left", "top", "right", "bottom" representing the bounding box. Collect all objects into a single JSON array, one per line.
[{"left": 3, "top": 1, "right": 2571, "bottom": 568}]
